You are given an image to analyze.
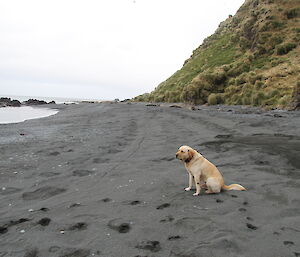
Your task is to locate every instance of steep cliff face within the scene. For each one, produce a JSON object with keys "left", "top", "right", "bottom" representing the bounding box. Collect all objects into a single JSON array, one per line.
[{"left": 134, "top": 0, "right": 300, "bottom": 108}]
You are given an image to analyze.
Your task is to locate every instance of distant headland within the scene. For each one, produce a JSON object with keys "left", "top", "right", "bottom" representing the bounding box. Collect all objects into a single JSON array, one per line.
[{"left": 0, "top": 97, "right": 56, "bottom": 108}]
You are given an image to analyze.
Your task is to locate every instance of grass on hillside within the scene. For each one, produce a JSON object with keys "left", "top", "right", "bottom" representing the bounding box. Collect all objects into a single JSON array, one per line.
[{"left": 134, "top": 0, "right": 300, "bottom": 109}]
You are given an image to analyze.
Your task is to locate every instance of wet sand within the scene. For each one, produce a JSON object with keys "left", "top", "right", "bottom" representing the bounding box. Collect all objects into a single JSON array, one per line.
[{"left": 0, "top": 102, "right": 299, "bottom": 257}]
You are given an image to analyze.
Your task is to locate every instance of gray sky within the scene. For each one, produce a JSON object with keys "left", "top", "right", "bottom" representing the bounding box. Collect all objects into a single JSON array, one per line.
[{"left": 0, "top": 0, "right": 244, "bottom": 100}]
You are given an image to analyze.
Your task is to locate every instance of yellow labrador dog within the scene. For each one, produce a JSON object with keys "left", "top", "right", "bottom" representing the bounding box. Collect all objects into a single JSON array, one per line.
[{"left": 176, "top": 145, "right": 246, "bottom": 196}]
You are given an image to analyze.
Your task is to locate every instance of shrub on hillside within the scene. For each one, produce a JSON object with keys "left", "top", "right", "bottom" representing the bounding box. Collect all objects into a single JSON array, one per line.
[
  {"left": 278, "top": 95, "right": 291, "bottom": 106},
  {"left": 153, "top": 94, "right": 165, "bottom": 102},
  {"left": 261, "top": 20, "right": 285, "bottom": 31},
  {"left": 239, "top": 37, "right": 252, "bottom": 50},
  {"left": 227, "top": 62, "right": 250, "bottom": 77},
  {"left": 165, "top": 90, "right": 181, "bottom": 103},
  {"left": 251, "top": 91, "right": 266, "bottom": 106},
  {"left": 255, "top": 80, "right": 265, "bottom": 88},
  {"left": 242, "top": 96, "right": 251, "bottom": 105},
  {"left": 276, "top": 43, "right": 297, "bottom": 55},
  {"left": 235, "top": 74, "right": 247, "bottom": 86},
  {"left": 181, "top": 84, "right": 201, "bottom": 104},
  {"left": 271, "top": 21, "right": 285, "bottom": 29},
  {"left": 134, "top": 93, "right": 150, "bottom": 102},
  {"left": 263, "top": 96, "right": 279, "bottom": 106},
  {"left": 208, "top": 93, "right": 218, "bottom": 105},
  {"left": 268, "top": 89, "right": 280, "bottom": 98},
  {"left": 207, "top": 93, "right": 224, "bottom": 105},
  {"left": 284, "top": 8, "right": 299, "bottom": 19},
  {"left": 269, "top": 35, "right": 283, "bottom": 49}
]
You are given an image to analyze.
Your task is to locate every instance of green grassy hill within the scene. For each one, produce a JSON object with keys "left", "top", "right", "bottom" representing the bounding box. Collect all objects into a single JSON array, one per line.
[{"left": 134, "top": 0, "right": 300, "bottom": 109}]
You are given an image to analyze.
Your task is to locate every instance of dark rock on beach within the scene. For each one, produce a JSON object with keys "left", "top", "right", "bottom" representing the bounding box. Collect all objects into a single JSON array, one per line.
[
  {"left": 0, "top": 97, "right": 56, "bottom": 107},
  {"left": 10, "top": 100, "right": 22, "bottom": 107},
  {"left": 24, "top": 99, "right": 48, "bottom": 105},
  {"left": 0, "top": 97, "right": 21, "bottom": 107}
]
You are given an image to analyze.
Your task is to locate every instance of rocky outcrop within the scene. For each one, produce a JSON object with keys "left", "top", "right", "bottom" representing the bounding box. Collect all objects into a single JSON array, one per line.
[
  {"left": 0, "top": 97, "right": 56, "bottom": 107},
  {"left": 0, "top": 97, "right": 21, "bottom": 107},
  {"left": 24, "top": 99, "right": 48, "bottom": 105}
]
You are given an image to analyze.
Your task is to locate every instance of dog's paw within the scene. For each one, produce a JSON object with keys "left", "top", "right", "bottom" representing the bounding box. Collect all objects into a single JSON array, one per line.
[
  {"left": 184, "top": 187, "right": 191, "bottom": 191},
  {"left": 193, "top": 193, "right": 200, "bottom": 196}
]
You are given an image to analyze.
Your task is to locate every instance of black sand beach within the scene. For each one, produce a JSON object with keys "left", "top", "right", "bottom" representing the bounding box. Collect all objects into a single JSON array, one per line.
[{"left": 0, "top": 102, "right": 299, "bottom": 257}]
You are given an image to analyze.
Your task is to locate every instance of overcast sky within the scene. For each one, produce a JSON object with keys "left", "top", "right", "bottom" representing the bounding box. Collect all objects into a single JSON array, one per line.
[{"left": 0, "top": 0, "right": 244, "bottom": 100}]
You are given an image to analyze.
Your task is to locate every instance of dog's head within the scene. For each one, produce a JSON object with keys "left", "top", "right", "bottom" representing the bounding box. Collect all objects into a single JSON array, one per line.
[{"left": 176, "top": 145, "right": 195, "bottom": 163}]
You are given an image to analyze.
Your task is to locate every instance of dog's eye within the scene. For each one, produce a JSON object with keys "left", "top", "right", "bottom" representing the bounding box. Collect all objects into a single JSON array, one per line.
[
  {"left": 181, "top": 150, "right": 184, "bottom": 153},
  {"left": 187, "top": 150, "right": 189, "bottom": 152}
]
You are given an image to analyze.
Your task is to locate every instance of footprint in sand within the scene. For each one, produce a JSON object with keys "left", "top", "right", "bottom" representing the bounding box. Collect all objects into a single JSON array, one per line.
[
  {"left": 156, "top": 203, "right": 170, "bottom": 210},
  {"left": 246, "top": 223, "right": 258, "bottom": 230},
  {"left": 168, "top": 235, "right": 182, "bottom": 241},
  {"left": 23, "top": 248, "right": 38, "bottom": 257},
  {"left": 0, "top": 226, "right": 8, "bottom": 234},
  {"left": 160, "top": 215, "right": 174, "bottom": 223},
  {"left": 108, "top": 219, "right": 131, "bottom": 233},
  {"left": 48, "top": 246, "right": 60, "bottom": 253},
  {"left": 49, "top": 151, "right": 60, "bottom": 156},
  {"left": 69, "top": 203, "right": 81, "bottom": 208},
  {"left": 215, "top": 134, "right": 233, "bottom": 139},
  {"left": 101, "top": 198, "right": 112, "bottom": 203},
  {"left": 38, "top": 218, "right": 51, "bottom": 226},
  {"left": 108, "top": 148, "right": 121, "bottom": 154},
  {"left": 254, "top": 160, "right": 270, "bottom": 166},
  {"left": 283, "top": 241, "right": 294, "bottom": 246},
  {"left": 93, "top": 158, "right": 109, "bottom": 163},
  {"left": 39, "top": 207, "right": 49, "bottom": 212},
  {"left": 72, "top": 170, "right": 92, "bottom": 177},
  {"left": 0, "top": 218, "right": 31, "bottom": 234},
  {"left": 9, "top": 218, "right": 30, "bottom": 226},
  {"left": 68, "top": 222, "right": 88, "bottom": 231},
  {"left": 130, "top": 200, "right": 141, "bottom": 205},
  {"left": 135, "top": 240, "right": 161, "bottom": 253},
  {"left": 22, "top": 186, "right": 66, "bottom": 200},
  {"left": 59, "top": 249, "right": 90, "bottom": 257}
]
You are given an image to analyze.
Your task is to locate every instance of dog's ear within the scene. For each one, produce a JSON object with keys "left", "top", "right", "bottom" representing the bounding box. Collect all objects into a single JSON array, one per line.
[{"left": 188, "top": 149, "right": 194, "bottom": 160}]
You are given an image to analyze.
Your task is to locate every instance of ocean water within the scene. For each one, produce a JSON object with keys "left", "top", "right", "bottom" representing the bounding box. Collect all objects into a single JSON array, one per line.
[{"left": 0, "top": 106, "right": 59, "bottom": 124}]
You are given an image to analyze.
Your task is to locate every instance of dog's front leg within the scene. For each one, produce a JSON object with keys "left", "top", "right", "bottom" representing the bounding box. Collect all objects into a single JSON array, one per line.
[
  {"left": 185, "top": 173, "right": 193, "bottom": 191},
  {"left": 193, "top": 175, "right": 201, "bottom": 196}
]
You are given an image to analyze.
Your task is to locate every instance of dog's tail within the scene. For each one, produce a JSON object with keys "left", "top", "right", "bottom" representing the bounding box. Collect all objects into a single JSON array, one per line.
[{"left": 222, "top": 184, "right": 246, "bottom": 191}]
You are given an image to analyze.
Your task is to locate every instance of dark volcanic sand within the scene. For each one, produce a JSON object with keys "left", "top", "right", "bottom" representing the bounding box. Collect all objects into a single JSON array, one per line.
[{"left": 0, "top": 102, "right": 299, "bottom": 257}]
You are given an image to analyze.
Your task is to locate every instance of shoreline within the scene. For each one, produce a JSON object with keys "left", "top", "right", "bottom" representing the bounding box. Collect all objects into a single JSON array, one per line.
[{"left": 0, "top": 102, "right": 299, "bottom": 257}]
